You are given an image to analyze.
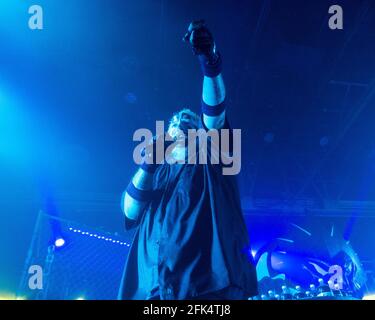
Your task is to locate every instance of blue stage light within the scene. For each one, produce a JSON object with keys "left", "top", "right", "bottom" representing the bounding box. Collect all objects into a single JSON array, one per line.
[
  {"left": 67, "top": 226, "right": 129, "bottom": 248},
  {"left": 363, "top": 294, "right": 375, "bottom": 300},
  {"left": 55, "top": 238, "right": 65, "bottom": 247}
]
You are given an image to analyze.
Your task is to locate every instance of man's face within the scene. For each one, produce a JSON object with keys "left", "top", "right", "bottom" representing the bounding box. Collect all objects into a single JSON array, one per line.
[
  {"left": 168, "top": 109, "right": 200, "bottom": 140},
  {"left": 178, "top": 111, "right": 200, "bottom": 132}
]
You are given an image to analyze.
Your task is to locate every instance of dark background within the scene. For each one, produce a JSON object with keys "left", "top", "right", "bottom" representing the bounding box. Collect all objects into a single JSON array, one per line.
[{"left": 1, "top": 0, "right": 375, "bottom": 296}]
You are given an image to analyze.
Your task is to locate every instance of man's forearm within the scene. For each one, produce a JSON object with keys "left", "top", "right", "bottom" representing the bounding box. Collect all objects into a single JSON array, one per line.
[
  {"left": 203, "top": 74, "right": 226, "bottom": 106},
  {"left": 202, "top": 73, "right": 226, "bottom": 129},
  {"left": 123, "top": 168, "right": 154, "bottom": 220}
]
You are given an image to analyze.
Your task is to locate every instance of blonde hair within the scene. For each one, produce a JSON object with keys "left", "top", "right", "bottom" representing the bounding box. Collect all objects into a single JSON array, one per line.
[{"left": 167, "top": 108, "right": 200, "bottom": 139}]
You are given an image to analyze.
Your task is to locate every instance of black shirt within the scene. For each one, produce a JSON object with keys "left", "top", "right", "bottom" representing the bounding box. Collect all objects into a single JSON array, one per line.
[{"left": 118, "top": 117, "right": 258, "bottom": 300}]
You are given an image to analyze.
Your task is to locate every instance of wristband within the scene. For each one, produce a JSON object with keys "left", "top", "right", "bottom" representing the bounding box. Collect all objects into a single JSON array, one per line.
[
  {"left": 198, "top": 52, "right": 222, "bottom": 77},
  {"left": 126, "top": 182, "right": 154, "bottom": 202},
  {"left": 201, "top": 99, "right": 226, "bottom": 116}
]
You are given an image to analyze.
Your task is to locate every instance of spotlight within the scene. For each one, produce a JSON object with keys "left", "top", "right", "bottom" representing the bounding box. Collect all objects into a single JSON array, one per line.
[{"left": 54, "top": 238, "right": 65, "bottom": 248}]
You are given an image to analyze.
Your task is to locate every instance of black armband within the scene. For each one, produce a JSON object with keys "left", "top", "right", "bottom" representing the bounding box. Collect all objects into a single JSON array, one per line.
[
  {"left": 126, "top": 182, "right": 154, "bottom": 202},
  {"left": 201, "top": 99, "right": 226, "bottom": 116},
  {"left": 198, "top": 52, "right": 222, "bottom": 78}
]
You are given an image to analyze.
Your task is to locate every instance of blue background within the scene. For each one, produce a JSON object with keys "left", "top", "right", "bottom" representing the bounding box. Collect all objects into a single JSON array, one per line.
[{"left": 1, "top": 0, "right": 375, "bottom": 296}]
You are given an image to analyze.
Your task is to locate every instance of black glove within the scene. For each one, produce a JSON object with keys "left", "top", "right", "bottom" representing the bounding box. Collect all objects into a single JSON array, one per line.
[
  {"left": 183, "top": 20, "right": 222, "bottom": 77},
  {"left": 183, "top": 20, "right": 217, "bottom": 61}
]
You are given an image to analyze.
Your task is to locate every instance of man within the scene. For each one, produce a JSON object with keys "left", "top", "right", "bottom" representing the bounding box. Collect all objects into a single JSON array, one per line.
[{"left": 119, "top": 21, "right": 258, "bottom": 300}]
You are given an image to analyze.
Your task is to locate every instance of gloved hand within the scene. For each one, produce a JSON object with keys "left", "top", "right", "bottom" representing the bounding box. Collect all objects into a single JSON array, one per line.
[
  {"left": 183, "top": 20, "right": 222, "bottom": 77},
  {"left": 183, "top": 20, "right": 216, "bottom": 60}
]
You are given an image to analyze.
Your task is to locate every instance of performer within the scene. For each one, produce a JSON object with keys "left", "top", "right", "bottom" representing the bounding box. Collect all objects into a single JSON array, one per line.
[{"left": 119, "top": 20, "right": 258, "bottom": 300}]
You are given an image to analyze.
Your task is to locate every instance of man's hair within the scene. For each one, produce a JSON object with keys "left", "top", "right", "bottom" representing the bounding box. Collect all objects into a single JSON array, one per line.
[{"left": 168, "top": 108, "right": 200, "bottom": 139}]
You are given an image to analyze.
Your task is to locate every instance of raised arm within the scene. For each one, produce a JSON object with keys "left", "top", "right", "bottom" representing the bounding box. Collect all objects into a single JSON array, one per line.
[
  {"left": 202, "top": 73, "right": 226, "bottom": 129},
  {"left": 184, "top": 20, "right": 226, "bottom": 129}
]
